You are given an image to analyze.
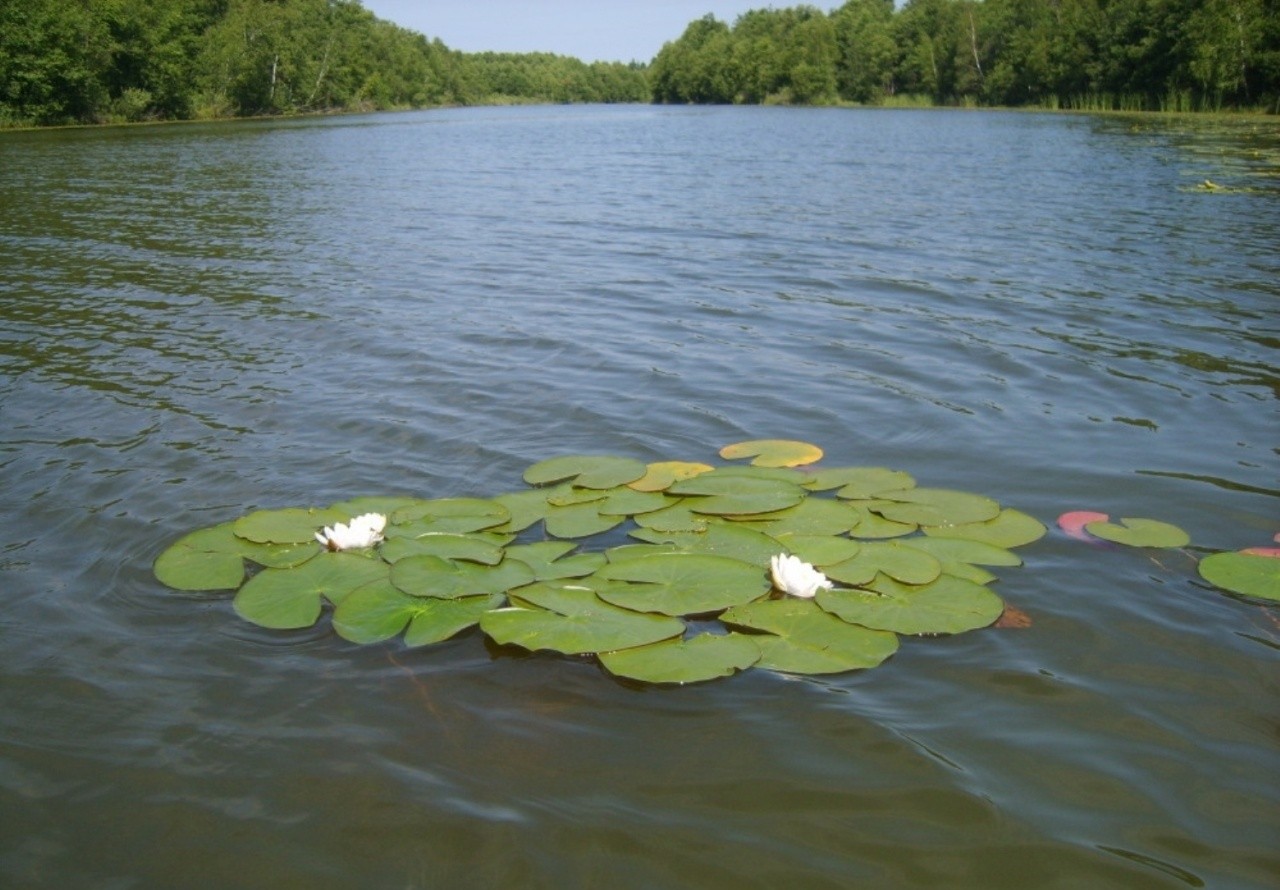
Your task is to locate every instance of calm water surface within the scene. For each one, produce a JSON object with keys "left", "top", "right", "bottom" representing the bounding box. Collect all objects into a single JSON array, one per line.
[{"left": 1, "top": 106, "right": 1277, "bottom": 888}]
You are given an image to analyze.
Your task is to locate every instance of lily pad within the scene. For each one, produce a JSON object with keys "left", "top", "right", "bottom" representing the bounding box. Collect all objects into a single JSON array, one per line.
[
  {"left": 806, "top": 466, "right": 915, "bottom": 498},
  {"left": 504, "top": 541, "right": 606, "bottom": 581},
  {"left": 923, "top": 508, "right": 1047, "bottom": 549},
  {"left": 817, "top": 575, "right": 1004, "bottom": 636},
  {"left": 824, "top": 540, "right": 943, "bottom": 587},
  {"left": 719, "top": 439, "right": 824, "bottom": 468},
  {"left": 544, "top": 501, "right": 625, "bottom": 539},
  {"left": 629, "top": 520, "right": 781, "bottom": 568},
  {"left": 899, "top": 537, "right": 1022, "bottom": 567},
  {"left": 480, "top": 583, "right": 685, "bottom": 655},
  {"left": 874, "top": 489, "right": 1001, "bottom": 528},
  {"left": 1197, "top": 551, "right": 1280, "bottom": 601},
  {"left": 599, "top": 633, "right": 761, "bottom": 684},
  {"left": 333, "top": 580, "right": 502, "bottom": 645},
  {"left": 233, "top": 552, "right": 389, "bottom": 629},
  {"left": 733, "top": 497, "right": 862, "bottom": 537},
  {"left": 721, "top": 598, "right": 899, "bottom": 674},
  {"left": 380, "top": 533, "right": 505, "bottom": 565},
  {"left": 632, "top": 502, "right": 709, "bottom": 533},
  {"left": 594, "top": 552, "right": 769, "bottom": 616},
  {"left": 492, "top": 485, "right": 570, "bottom": 533},
  {"left": 769, "top": 534, "right": 862, "bottom": 568},
  {"left": 390, "top": 555, "right": 535, "bottom": 599},
  {"left": 154, "top": 533, "right": 246, "bottom": 591},
  {"left": 389, "top": 498, "right": 510, "bottom": 534},
  {"left": 668, "top": 472, "right": 805, "bottom": 517},
  {"left": 1084, "top": 517, "right": 1190, "bottom": 548},
  {"left": 596, "top": 487, "right": 673, "bottom": 517},
  {"left": 523, "top": 455, "right": 647, "bottom": 489},
  {"left": 627, "top": 461, "right": 715, "bottom": 492},
  {"left": 233, "top": 507, "right": 345, "bottom": 545},
  {"left": 848, "top": 502, "right": 919, "bottom": 539}
]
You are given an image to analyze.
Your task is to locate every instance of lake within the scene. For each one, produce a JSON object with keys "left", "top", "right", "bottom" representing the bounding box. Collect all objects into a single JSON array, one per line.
[{"left": 0, "top": 104, "right": 1277, "bottom": 888}]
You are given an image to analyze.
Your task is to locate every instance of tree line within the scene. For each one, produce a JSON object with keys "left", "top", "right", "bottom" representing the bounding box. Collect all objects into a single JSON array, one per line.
[
  {"left": 1, "top": 0, "right": 1275, "bottom": 126},
  {"left": 652, "top": 0, "right": 1279, "bottom": 111},
  {"left": 0, "top": 0, "right": 646, "bottom": 126}
]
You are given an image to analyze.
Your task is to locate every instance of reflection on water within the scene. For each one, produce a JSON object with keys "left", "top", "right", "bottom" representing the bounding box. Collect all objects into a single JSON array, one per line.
[{"left": 0, "top": 107, "right": 1277, "bottom": 888}]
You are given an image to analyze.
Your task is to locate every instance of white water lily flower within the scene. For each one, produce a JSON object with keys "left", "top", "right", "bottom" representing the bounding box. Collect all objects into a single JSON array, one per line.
[
  {"left": 316, "top": 512, "right": 387, "bottom": 551},
  {"left": 770, "top": 553, "right": 831, "bottom": 599}
]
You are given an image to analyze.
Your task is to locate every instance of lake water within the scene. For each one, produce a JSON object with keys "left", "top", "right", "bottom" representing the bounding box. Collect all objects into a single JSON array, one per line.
[{"left": 1, "top": 105, "right": 1277, "bottom": 888}]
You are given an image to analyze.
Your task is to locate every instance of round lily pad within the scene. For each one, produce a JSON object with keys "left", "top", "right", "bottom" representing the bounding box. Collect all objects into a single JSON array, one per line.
[
  {"left": 668, "top": 473, "right": 805, "bottom": 517},
  {"left": 824, "top": 540, "right": 943, "bottom": 587},
  {"left": 154, "top": 538, "right": 246, "bottom": 591},
  {"left": 733, "top": 497, "right": 862, "bottom": 537},
  {"left": 1084, "top": 517, "right": 1190, "bottom": 548},
  {"left": 627, "top": 461, "right": 715, "bottom": 492},
  {"left": 719, "top": 439, "right": 824, "bottom": 468},
  {"left": 523, "top": 455, "right": 647, "bottom": 489},
  {"left": 1197, "top": 551, "right": 1280, "bottom": 601},
  {"left": 770, "top": 534, "right": 862, "bottom": 568},
  {"left": 544, "top": 501, "right": 625, "bottom": 539},
  {"left": 390, "top": 554, "right": 535, "bottom": 599},
  {"left": 333, "top": 580, "right": 503, "bottom": 646},
  {"left": 233, "top": 507, "right": 345, "bottom": 545},
  {"left": 389, "top": 498, "right": 510, "bottom": 534},
  {"left": 598, "top": 633, "right": 762, "bottom": 684},
  {"left": 817, "top": 575, "right": 1004, "bottom": 636},
  {"left": 721, "top": 598, "right": 899, "bottom": 674},
  {"left": 923, "top": 508, "right": 1047, "bottom": 548},
  {"left": 480, "top": 583, "right": 685, "bottom": 655},
  {"left": 805, "top": 466, "right": 915, "bottom": 498},
  {"left": 594, "top": 552, "right": 769, "bottom": 616},
  {"left": 233, "top": 552, "right": 389, "bottom": 629},
  {"left": 380, "top": 533, "right": 505, "bottom": 565},
  {"left": 504, "top": 541, "right": 605, "bottom": 581},
  {"left": 874, "top": 489, "right": 1001, "bottom": 528},
  {"left": 629, "top": 520, "right": 781, "bottom": 568}
]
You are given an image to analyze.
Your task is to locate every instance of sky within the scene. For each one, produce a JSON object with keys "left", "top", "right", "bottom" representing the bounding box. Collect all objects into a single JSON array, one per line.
[{"left": 358, "top": 1, "right": 775, "bottom": 64}]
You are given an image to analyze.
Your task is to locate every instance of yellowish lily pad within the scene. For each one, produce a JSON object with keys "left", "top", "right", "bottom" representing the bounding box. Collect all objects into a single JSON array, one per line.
[{"left": 719, "top": 439, "right": 824, "bottom": 468}]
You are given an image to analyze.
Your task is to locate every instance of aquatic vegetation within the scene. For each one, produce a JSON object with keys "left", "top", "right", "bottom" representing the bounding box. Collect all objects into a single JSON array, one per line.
[{"left": 153, "top": 440, "right": 1276, "bottom": 684}]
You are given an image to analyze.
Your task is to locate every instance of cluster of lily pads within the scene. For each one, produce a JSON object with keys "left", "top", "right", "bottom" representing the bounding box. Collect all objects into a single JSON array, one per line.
[{"left": 154, "top": 439, "right": 1278, "bottom": 684}]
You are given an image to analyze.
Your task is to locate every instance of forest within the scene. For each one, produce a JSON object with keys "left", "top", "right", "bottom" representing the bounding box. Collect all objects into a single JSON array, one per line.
[{"left": 1, "top": 0, "right": 1275, "bottom": 126}]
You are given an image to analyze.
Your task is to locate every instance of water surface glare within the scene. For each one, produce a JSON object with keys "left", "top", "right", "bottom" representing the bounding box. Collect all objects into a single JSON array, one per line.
[{"left": 1, "top": 106, "right": 1277, "bottom": 888}]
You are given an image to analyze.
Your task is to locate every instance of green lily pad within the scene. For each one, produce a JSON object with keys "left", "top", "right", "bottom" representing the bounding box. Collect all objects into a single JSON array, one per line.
[
  {"left": 900, "top": 536, "right": 1022, "bottom": 567},
  {"left": 805, "top": 466, "right": 915, "bottom": 498},
  {"left": 599, "top": 633, "right": 761, "bottom": 684},
  {"left": 1084, "top": 517, "right": 1190, "bottom": 548},
  {"left": 1197, "top": 551, "right": 1280, "bottom": 601},
  {"left": 504, "top": 541, "right": 606, "bottom": 581},
  {"left": 629, "top": 520, "right": 781, "bottom": 568},
  {"left": 523, "top": 455, "right": 647, "bottom": 489},
  {"left": 390, "top": 555, "right": 535, "bottom": 599},
  {"left": 154, "top": 533, "right": 246, "bottom": 591},
  {"left": 380, "top": 533, "right": 505, "bottom": 565},
  {"left": 544, "top": 501, "right": 624, "bottom": 539},
  {"left": 824, "top": 540, "right": 943, "bottom": 587},
  {"left": 632, "top": 502, "right": 709, "bottom": 533},
  {"left": 594, "top": 552, "right": 769, "bottom": 616},
  {"left": 627, "top": 461, "right": 715, "bottom": 492},
  {"left": 772, "top": 534, "right": 862, "bottom": 568},
  {"left": 491, "top": 485, "right": 570, "bottom": 533},
  {"left": 874, "top": 489, "right": 1002, "bottom": 528},
  {"left": 668, "top": 472, "right": 805, "bottom": 516},
  {"left": 733, "top": 497, "right": 862, "bottom": 537},
  {"left": 849, "top": 502, "right": 919, "bottom": 538},
  {"left": 328, "top": 496, "right": 424, "bottom": 518},
  {"left": 721, "top": 598, "right": 899, "bottom": 674},
  {"left": 922, "top": 508, "right": 1047, "bottom": 548},
  {"left": 333, "top": 579, "right": 503, "bottom": 645},
  {"left": 233, "top": 507, "right": 345, "bottom": 545},
  {"left": 233, "top": 552, "right": 390, "bottom": 629},
  {"left": 480, "top": 583, "right": 685, "bottom": 655},
  {"left": 719, "top": 439, "right": 824, "bottom": 467},
  {"left": 389, "top": 498, "right": 510, "bottom": 534},
  {"left": 596, "top": 487, "right": 673, "bottom": 517},
  {"left": 817, "top": 575, "right": 1004, "bottom": 635}
]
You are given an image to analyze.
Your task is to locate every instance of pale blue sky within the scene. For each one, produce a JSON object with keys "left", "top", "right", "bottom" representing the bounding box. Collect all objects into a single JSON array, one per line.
[{"left": 358, "top": 1, "right": 775, "bottom": 63}]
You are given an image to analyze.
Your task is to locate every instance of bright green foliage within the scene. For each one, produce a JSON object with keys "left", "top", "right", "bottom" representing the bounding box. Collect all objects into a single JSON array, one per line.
[
  {"left": 1197, "top": 551, "right": 1280, "bottom": 601},
  {"left": 155, "top": 440, "right": 1255, "bottom": 685},
  {"left": 1084, "top": 517, "right": 1191, "bottom": 548},
  {"left": 598, "top": 633, "right": 762, "bottom": 684}
]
